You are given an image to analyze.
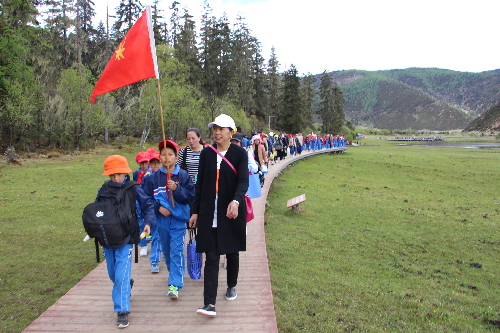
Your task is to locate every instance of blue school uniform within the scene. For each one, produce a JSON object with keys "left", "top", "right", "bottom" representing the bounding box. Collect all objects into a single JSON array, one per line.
[
  {"left": 143, "top": 165, "right": 195, "bottom": 289},
  {"left": 141, "top": 172, "right": 162, "bottom": 264},
  {"left": 133, "top": 166, "right": 151, "bottom": 185},
  {"left": 98, "top": 180, "right": 155, "bottom": 313}
]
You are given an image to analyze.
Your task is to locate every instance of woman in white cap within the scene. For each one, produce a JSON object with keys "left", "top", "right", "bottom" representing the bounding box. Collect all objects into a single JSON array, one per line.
[{"left": 189, "top": 114, "right": 249, "bottom": 317}]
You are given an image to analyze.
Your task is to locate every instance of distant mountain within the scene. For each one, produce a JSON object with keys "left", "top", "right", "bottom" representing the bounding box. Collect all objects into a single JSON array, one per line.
[
  {"left": 318, "top": 68, "right": 500, "bottom": 130},
  {"left": 464, "top": 101, "right": 500, "bottom": 132}
]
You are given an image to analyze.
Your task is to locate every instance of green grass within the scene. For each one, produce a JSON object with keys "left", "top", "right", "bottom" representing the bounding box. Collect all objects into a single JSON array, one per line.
[
  {"left": 0, "top": 147, "right": 139, "bottom": 333},
  {"left": 266, "top": 140, "right": 500, "bottom": 332}
]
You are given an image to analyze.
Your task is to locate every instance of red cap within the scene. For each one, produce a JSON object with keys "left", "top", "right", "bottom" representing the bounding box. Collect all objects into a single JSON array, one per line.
[
  {"left": 158, "top": 140, "right": 178, "bottom": 154},
  {"left": 145, "top": 148, "right": 159, "bottom": 161},
  {"left": 135, "top": 151, "right": 150, "bottom": 163}
]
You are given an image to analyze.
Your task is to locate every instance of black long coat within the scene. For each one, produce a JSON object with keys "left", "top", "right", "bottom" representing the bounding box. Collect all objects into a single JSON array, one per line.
[{"left": 192, "top": 143, "right": 249, "bottom": 255}]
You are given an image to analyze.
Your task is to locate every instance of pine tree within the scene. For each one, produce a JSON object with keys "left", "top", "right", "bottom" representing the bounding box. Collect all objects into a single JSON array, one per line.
[
  {"left": 227, "top": 15, "right": 258, "bottom": 116},
  {"left": 301, "top": 73, "right": 316, "bottom": 129},
  {"left": 76, "top": 0, "right": 96, "bottom": 35},
  {"left": 252, "top": 50, "right": 268, "bottom": 120},
  {"left": 113, "top": 0, "right": 143, "bottom": 39},
  {"left": 331, "top": 83, "right": 345, "bottom": 134},
  {"left": 0, "top": 0, "right": 44, "bottom": 149},
  {"left": 44, "top": 0, "right": 77, "bottom": 67},
  {"left": 74, "top": 0, "right": 97, "bottom": 68},
  {"left": 174, "top": 7, "right": 200, "bottom": 84},
  {"left": 318, "top": 71, "right": 345, "bottom": 134},
  {"left": 169, "top": 0, "right": 180, "bottom": 46},
  {"left": 280, "top": 65, "right": 303, "bottom": 134},
  {"left": 151, "top": 0, "right": 166, "bottom": 45},
  {"left": 199, "top": 4, "right": 231, "bottom": 115},
  {"left": 267, "top": 46, "right": 281, "bottom": 128}
]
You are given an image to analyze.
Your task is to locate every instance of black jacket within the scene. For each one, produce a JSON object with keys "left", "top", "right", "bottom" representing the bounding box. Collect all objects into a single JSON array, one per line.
[{"left": 192, "top": 143, "right": 249, "bottom": 254}]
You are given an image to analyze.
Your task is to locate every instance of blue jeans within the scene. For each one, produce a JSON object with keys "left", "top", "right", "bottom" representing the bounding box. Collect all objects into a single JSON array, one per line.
[{"left": 103, "top": 244, "right": 133, "bottom": 313}]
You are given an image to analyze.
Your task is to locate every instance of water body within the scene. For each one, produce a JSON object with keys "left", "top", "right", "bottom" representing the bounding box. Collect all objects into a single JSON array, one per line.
[{"left": 394, "top": 141, "right": 500, "bottom": 150}]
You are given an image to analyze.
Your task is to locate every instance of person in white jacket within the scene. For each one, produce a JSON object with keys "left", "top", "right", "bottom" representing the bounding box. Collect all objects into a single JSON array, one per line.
[{"left": 231, "top": 133, "right": 261, "bottom": 199}]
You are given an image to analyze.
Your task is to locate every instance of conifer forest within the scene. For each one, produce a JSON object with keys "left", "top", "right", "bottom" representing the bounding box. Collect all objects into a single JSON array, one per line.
[{"left": 0, "top": 0, "right": 347, "bottom": 152}]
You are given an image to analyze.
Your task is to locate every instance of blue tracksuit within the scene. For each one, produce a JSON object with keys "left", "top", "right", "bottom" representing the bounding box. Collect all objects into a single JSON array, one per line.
[
  {"left": 141, "top": 172, "right": 162, "bottom": 263},
  {"left": 143, "top": 165, "right": 195, "bottom": 288},
  {"left": 98, "top": 179, "right": 155, "bottom": 313}
]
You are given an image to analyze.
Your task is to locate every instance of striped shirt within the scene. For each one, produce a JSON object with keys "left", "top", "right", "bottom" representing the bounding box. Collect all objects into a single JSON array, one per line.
[{"left": 177, "top": 146, "right": 201, "bottom": 183}]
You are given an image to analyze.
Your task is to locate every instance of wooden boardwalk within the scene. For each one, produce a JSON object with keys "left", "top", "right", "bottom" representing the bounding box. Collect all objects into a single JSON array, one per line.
[{"left": 24, "top": 147, "right": 346, "bottom": 333}]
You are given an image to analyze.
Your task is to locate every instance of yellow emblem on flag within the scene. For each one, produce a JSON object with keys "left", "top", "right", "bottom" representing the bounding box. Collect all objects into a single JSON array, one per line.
[{"left": 115, "top": 38, "right": 126, "bottom": 60}]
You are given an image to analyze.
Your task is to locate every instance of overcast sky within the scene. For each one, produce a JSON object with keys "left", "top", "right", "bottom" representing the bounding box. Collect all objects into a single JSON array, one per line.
[{"left": 94, "top": 0, "right": 500, "bottom": 75}]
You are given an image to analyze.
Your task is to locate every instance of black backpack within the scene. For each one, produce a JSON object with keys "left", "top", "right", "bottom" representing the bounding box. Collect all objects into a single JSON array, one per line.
[{"left": 82, "top": 180, "right": 139, "bottom": 262}]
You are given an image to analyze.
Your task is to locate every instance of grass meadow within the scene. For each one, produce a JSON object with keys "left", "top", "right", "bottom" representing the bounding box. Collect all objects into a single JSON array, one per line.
[
  {"left": 0, "top": 147, "right": 141, "bottom": 333},
  {"left": 265, "top": 138, "right": 500, "bottom": 332},
  {"left": 0, "top": 137, "right": 499, "bottom": 332}
]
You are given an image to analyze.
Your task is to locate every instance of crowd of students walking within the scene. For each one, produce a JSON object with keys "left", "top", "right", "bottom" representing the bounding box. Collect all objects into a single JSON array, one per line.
[
  {"left": 89, "top": 115, "right": 347, "bottom": 328},
  {"left": 239, "top": 132, "right": 348, "bottom": 164}
]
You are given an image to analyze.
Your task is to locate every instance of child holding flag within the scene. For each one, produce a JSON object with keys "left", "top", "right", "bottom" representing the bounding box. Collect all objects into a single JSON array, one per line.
[{"left": 143, "top": 140, "right": 195, "bottom": 299}]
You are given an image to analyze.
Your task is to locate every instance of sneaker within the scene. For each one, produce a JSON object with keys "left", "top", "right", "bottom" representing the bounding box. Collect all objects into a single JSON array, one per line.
[
  {"left": 139, "top": 246, "right": 148, "bottom": 256},
  {"left": 225, "top": 287, "right": 237, "bottom": 300},
  {"left": 151, "top": 262, "right": 159, "bottom": 274},
  {"left": 197, "top": 304, "right": 216, "bottom": 317},
  {"left": 168, "top": 285, "right": 179, "bottom": 299},
  {"left": 117, "top": 312, "right": 129, "bottom": 328}
]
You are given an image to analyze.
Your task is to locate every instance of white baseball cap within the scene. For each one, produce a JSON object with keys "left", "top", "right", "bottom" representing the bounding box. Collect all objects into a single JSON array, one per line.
[{"left": 208, "top": 114, "right": 236, "bottom": 130}]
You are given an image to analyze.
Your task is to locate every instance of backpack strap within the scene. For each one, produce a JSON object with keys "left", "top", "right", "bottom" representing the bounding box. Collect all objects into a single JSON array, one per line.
[
  {"left": 95, "top": 238, "right": 100, "bottom": 263},
  {"left": 182, "top": 146, "right": 188, "bottom": 171},
  {"left": 122, "top": 181, "right": 140, "bottom": 263}
]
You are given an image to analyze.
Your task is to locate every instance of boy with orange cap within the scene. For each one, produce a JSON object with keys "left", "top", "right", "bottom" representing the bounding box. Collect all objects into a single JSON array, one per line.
[
  {"left": 143, "top": 140, "right": 195, "bottom": 299},
  {"left": 99, "top": 155, "right": 155, "bottom": 328}
]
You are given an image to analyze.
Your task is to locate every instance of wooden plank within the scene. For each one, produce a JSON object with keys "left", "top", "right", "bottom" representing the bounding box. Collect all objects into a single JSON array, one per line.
[{"left": 287, "top": 193, "right": 306, "bottom": 208}]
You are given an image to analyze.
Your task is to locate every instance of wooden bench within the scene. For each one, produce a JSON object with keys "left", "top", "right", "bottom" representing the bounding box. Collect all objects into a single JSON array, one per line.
[{"left": 287, "top": 194, "right": 306, "bottom": 212}]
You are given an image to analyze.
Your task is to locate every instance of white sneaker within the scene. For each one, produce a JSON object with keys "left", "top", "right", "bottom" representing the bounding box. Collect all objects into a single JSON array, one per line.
[{"left": 139, "top": 246, "right": 148, "bottom": 256}]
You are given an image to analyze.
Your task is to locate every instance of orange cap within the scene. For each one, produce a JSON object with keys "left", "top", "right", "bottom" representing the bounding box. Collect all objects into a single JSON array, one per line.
[{"left": 102, "top": 155, "right": 132, "bottom": 176}]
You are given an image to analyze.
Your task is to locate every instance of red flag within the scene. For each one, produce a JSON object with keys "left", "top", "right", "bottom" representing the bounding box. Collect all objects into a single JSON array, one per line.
[{"left": 90, "top": 6, "right": 158, "bottom": 104}]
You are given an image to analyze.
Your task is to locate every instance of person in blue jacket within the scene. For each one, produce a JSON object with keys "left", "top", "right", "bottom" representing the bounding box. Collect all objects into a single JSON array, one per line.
[
  {"left": 141, "top": 149, "right": 164, "bottom": 273},
  {"left": 98, "top": 155, "right": 155, "bottom": 329},
  {"left": 143, "top": 140, "right": 195, "bottom": 300}
]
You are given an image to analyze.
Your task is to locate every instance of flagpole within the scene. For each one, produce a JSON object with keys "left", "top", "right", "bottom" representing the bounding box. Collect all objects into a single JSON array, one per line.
[{"left": 157, "top": 78, "right": 175, "bottom": 207}]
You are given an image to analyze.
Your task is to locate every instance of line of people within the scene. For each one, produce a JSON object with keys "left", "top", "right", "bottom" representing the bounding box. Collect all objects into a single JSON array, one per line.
[
  {"left": 240, "top": 132, "right": 348, "bottom": 164},
  {"left": 95, "top": 116, "right": 348, "bottom": 328}
]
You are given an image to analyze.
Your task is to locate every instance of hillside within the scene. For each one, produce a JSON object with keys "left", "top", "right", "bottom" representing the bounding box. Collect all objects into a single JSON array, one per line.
[
  {"left": 464, "top": 102, "right": 500, "bottom": 131},
  {"left": 321, "top": 68, "right": 500, "bottom": 130}
]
